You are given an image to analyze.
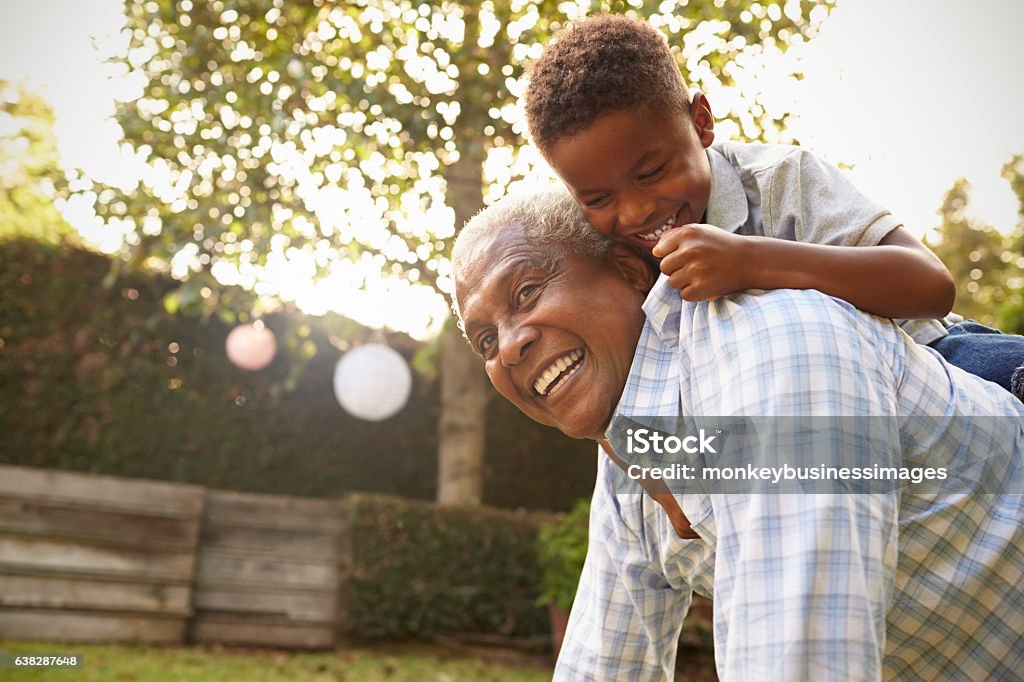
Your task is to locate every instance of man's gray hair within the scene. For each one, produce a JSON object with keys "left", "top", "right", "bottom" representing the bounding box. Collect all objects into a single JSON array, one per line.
[
  {"left": 450, "top": 184, "right": 612, "bottom": 327},
  {"left": 452, "top": 183, "right": 611, "bottom": 275}
]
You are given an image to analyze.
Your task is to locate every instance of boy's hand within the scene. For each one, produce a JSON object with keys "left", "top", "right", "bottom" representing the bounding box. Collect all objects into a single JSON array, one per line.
[{"left": 652, "top": 224, "right": 752, "bottom": 301}]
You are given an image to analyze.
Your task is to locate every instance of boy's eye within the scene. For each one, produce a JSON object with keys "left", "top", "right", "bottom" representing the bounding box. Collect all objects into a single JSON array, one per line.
[
  {"left": 638, "top": 163, "right": 666, "bottom": 181},
  {"left": 582, "top": 193, "right": 610, "bottom": 209}
]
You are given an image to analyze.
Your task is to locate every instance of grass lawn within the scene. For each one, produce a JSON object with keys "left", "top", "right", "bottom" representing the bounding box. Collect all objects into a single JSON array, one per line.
[{"left": 0, "top": 640, "right": 552, "bottom": 682}]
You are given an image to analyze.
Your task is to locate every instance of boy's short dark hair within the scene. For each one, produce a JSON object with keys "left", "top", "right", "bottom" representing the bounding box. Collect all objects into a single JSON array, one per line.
[{"left": 525, "top": 14, "right": 691, "bottom": 155}]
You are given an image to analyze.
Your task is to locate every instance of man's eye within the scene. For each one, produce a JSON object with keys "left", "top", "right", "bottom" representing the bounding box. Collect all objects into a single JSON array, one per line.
[
  {"left": 639, "top": 163, "right": 666, "bottom": 181},
  {"left": 477, "top": 332, "right": 496, "bottom": 356},
  {"left": 516, "top": 283, "right": 538, "bottom": 305}
]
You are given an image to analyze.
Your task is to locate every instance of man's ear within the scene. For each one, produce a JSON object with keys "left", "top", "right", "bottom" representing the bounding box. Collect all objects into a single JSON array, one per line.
[
  {"left": 690, "top": 91, "right": 715, "bottom": 149},
  {"left": 610, "top": 244, "right": 656, "bottom": 293}
]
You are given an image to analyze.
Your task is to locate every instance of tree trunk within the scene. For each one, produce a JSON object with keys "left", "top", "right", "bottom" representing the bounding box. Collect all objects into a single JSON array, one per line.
[
  {"left": 437, "top": 144, "right": 487, "bottom": 506},
  {"left": 437, "top": 323, "right": 488, "bottom": 505}
]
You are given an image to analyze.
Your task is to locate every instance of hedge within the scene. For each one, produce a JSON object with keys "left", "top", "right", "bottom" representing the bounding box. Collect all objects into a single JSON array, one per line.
[
  {"left": 341, "top": 493, "right": 553, "bottom": 644},
  {"left": 337, "top": 493, "right": 714, "bottom": 657}
]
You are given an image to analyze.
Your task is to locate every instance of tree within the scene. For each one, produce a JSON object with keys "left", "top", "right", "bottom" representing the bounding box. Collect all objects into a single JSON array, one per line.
[
  {"left": 927, "top": 168, "right": 1024, "bottom": 333},
  {"left": 997, "top": 155, "right": 1024, "bottom": 334},
  {"left": 0, "top": 81, "right": 74, "bottom": 244},
  {"left": 83, "top": 0, "right": 833, "bottom": 505}
]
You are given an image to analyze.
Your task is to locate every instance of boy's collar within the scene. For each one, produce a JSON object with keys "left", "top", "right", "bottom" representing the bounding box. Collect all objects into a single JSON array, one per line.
[{"left": 705, "top": 145, "right": 748, "bottom": 233}]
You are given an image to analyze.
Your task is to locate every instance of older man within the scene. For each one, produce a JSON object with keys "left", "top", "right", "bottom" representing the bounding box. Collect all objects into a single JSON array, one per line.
[{"left": 452, "top": 186, "right": 1024, "bottom": 681}]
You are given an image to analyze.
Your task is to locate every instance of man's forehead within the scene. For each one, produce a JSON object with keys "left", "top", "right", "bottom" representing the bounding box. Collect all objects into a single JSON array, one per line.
[
  {"left": 458, "top": 246, "right": 560, "bottom": 325},
  {"left": 459, "top": 224, "right": 556, "bottom": 284}
]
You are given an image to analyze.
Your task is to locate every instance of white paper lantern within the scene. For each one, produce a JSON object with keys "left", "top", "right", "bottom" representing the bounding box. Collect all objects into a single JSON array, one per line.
[
  {"left": 225, "top": 322, "right": 277, "bottom": 371},
  {"left": 333, "top": 343, "right": 412, "bottom": 421}
]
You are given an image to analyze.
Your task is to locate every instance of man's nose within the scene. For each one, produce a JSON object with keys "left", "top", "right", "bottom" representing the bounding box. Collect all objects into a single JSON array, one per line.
[
  {"left": 498, "top": 322, "right": 538, "bottom": 367},
  {"left": 618, "top": 191, "right": 657, "bottom": 228}
]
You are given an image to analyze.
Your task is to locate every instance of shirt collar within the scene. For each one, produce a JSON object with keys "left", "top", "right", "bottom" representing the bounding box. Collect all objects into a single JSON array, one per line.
[
  {"left": 705, "top": 144, "right": 748, "bottom": 233},
  {"left": 604, "top": 276, "right": 683, "bottom": 442},
  {"left": 641, "top": 275, "right": 682, "bottom": 348}
]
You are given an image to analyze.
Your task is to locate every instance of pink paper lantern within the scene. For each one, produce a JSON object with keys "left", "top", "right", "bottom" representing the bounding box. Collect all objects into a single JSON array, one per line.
[{"left": 225, "top": 323, "right": 277, "bottom": 371}]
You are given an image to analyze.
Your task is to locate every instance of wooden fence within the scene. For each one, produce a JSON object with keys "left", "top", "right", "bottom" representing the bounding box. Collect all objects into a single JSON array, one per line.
[
  {"left": 0, "top": 464, "right": 204, "bottom": 643},
  {"left": 189, "top": 490, "right": 343, "bottom": 648},
  {"left": 0, "top": 465, "right": 341, "bottom": 648}
]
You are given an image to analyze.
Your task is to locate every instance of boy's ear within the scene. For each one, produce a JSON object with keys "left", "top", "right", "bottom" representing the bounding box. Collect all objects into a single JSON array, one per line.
[
  {"left": 690, "top": 91, "right": 715, "bottom": 149},
  {"left": 610, "top": 244, "right": 656, "bottom": 293}
]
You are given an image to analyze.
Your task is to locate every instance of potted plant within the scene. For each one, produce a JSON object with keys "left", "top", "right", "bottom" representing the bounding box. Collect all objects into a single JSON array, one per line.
[{"left": 536, "top": 498, "right": 590, "bottom": 657}]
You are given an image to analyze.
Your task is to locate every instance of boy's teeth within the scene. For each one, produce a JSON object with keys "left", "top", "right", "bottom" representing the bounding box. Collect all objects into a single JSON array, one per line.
[
  {"left": 637, "top": 213, "right": 678, "bottom": 241},
  {"left": 533, "top": 349, "right": 584, "bottom": 396}
]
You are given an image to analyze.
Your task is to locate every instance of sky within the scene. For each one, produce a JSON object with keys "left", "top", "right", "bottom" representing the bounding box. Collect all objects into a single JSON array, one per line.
[
  {"left": 787, "top": 0, "right": 1024, "bottom": 241},
  {"left": 1, "top": 0, "right": 1022, "bottom": 336}
]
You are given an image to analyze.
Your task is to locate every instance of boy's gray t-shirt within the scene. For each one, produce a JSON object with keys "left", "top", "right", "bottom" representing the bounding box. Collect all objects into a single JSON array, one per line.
[{"left": 706, "top": 140, "right": 954, "bottom": 345}]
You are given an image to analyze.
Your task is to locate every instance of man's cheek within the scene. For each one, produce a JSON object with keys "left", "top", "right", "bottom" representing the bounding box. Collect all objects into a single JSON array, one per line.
[{"left": 488, "top": 374, "right": 535, "bottom": 419}]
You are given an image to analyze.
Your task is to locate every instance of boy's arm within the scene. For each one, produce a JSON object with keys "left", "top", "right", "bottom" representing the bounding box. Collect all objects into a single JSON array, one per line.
[
  {"left": 653, "top": 223, "right": 955, "bottom": 319},
  {"left": 654, "top": 146, "right": 955, "bottom": 319}
]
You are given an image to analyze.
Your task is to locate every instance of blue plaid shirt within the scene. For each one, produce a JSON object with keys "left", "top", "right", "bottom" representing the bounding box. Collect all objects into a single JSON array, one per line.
[{"left": 555, "top": 279, "right": 1024, "bottom": 681}]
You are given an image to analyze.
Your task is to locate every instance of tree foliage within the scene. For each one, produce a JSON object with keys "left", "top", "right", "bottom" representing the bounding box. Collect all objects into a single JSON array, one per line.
[
  {"left": 83, "top": 0, "right": 833, "bottom": 328},
  {"left": 927, "top": 157, "right": 1024, "bottom": 333},
  {"left": 76, "top": 0, "right": 834, "bottom": 505},
  {"left": 0, "top": 81, "right": 74, "bottom": 244}
]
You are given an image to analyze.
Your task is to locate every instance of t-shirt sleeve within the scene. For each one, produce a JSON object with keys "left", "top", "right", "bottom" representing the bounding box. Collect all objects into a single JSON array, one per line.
[{"left": 761, "top": 147, "right": 900, "bottom": 247}]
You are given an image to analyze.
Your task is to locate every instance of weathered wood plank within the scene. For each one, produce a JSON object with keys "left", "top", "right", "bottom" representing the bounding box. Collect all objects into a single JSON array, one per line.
[
  {"left": 0, "top": 536, "right": 197, "bottom": 581},
  {"left": 189, "top": 488, "right": 343, "bottom": 648},
  {"left": 0, "top": 608, "right": 186, "bottom": 643},
  {"left": 192, "top": 586, "right": 334, "bottom": 622},
  {"left": 189, "top": 616, "right": 334, "bottom": 649},
  {"left": 0, "top": 574, "right": 191, "bottom": 615},
  {"left": 203, "top": 490, "right": 341, "bottom": 532},
  {"left": 194, "top": 549, "right": 336, "bottom": 590},
  {"left": 0, "top": 465, "right": 204, "bottom": 517},
  {"left": 0, "top": 499, "right": 200, "bottom": 550},
  {"left": 198, "top": 525, "right": 337, "bottom": 562}
]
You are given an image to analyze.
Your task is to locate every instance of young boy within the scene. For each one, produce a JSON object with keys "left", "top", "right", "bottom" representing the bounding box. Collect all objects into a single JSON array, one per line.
[{"left": 524, "top": 13, "right": 1024, "bottom": 401}]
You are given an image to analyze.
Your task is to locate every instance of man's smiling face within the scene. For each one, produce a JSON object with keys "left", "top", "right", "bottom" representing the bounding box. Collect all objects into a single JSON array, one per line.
[{"left": 455, "top": 224, "right": 649, "bottom": 440}]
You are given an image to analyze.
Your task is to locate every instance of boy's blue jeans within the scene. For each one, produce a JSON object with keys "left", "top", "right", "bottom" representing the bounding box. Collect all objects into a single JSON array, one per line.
[{"left": 928, "top": 321, "right": 1024, "bottom": 394}]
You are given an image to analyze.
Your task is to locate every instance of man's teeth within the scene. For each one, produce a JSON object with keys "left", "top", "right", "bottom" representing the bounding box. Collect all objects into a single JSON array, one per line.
[
  {"left": 533, "top": 349, "right": 584, "bottom": 396},
  {"left": 637, "top": 213, "right": 678, "bottom": 241}
]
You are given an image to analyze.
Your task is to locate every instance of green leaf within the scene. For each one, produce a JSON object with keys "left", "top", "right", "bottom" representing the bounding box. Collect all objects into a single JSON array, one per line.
[{"left": 163, "top": 290, "right": 180, "bottom": 315}]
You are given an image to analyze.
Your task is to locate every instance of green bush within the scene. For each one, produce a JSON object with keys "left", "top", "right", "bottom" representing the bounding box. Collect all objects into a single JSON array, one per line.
[
  {"left": 341, "top": 493, "right": 554, "bottom": 643},
  {"left": 536, "top": 498, "right": 590, "bottom": 612}
]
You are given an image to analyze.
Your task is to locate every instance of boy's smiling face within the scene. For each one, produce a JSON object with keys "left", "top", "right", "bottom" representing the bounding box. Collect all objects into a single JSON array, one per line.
[{"left": 546, "top": 96, "right": 716, "bottom": 256}]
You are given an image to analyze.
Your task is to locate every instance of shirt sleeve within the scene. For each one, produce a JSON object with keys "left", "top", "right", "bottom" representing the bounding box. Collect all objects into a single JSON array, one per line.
[
  {"left": 686, "top": 289, "right": 904, "bottom": 680},
  {"left": 554, "top": 457, "right": 694, "bottom": 681},
  {"left": 761, "top": 147, "right": 900, "bottom": 248}
]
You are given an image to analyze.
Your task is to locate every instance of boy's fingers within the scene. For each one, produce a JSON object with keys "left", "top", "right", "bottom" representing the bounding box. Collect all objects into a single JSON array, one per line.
[
  {"left": 659, "top": 250, "right": 689, "bottom": 276},
  {"left": 651, "top": 224, "right": 691, "bottom": 257},
  {"left": 659, "top": 252, "right": 676, "bottom": 274},
  {"left": 667, "top": 269, "right": 692, "bottom": 292}
]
